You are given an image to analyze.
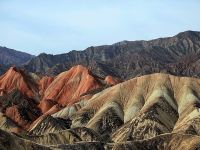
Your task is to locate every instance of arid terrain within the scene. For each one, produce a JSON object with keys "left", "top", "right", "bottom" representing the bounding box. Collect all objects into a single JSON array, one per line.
[{"left": 1, "top": 31, "right": 200, "bottom": 150}]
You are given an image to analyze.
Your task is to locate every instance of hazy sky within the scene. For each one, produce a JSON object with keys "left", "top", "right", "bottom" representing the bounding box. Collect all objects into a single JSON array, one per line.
[{"left": 0, "top": 0, "right": 200, "bottom": 55}]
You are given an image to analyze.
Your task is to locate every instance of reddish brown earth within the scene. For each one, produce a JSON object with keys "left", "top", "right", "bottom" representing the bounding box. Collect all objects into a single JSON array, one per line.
[
  {"left": 5, "top": 105, "right": 31, "bottom": 129},
  {"left": 0, "top": 67, "right": 41, "bottom": 129},
  {"left": 105, "top": 75, "right": 122, "bottom": 85},
  {"left": 0, "top": 66, "right": 119, "bottom": 111},
  {"left": 0, "top": 67, "right": 38, "bottom": 98},
  {"left": 39, "top": 65, "right": 104, "bottom": 113},
  {"left": 30, "top": 65, "right": 121, "bottom": 132},
  {"left": 0, "top": 65, "right": 120, "bottom": 133},
  {"left": 38, "top": 99, "right": 57, "bottom": 114},
  {"left": 39, "top": 76, "right": 54, "bottom": 97}
]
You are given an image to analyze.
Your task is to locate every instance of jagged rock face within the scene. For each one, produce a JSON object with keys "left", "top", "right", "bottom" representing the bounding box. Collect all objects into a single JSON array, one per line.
[
  {"left": 0, "top": 112, "right": 24, "bottom": 133},
  {"left": 112, "top": 98, "right": 178, "bottom": 142},
  {"left": 0, "top": 129, "right": 50, "bottom": 150},
  {"left": 86, "top": 102, "right": 124, "bottom": 142},
  {"left": 24, "top": 31, "right": 200, "bottom": 79},
  {"left": 0, "top": 89, "right": 41, "bottom": 129},
  {"left": 28, "top": 127, "right": 103, "bottom": 146},
  {"left": 29, "top": 115, "right": 71, "bottom": 135}
]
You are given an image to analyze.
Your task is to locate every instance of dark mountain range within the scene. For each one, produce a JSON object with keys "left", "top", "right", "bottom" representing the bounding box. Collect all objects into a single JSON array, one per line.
[
  {"left": 24, "top": 30, "right": 200, "bottom": 79},
  {"left": 0, "top": 46, "right": 34, "bottom": 74}
]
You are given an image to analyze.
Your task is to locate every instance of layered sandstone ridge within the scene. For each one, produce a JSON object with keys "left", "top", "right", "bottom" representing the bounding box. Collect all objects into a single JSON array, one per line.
[
  {"left": 0, "top": 65, "right": 120, "bottom": 134},
  {"left": 1, "top": 67, "right": 200, "bottom": 149},
  {"left": 22, "top": 73, "right": 200, "bottom": 149},
  {"left": 58, "top": 73, "right": 200, "bottom": 142},
  {"left": 38, "top": 65, "right": 120, "bottom": 113},
  {"left": 41, "top": 65, "right": 102, "bottom": 105}
]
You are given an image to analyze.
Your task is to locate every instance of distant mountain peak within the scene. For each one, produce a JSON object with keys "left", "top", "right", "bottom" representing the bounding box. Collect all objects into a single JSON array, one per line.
[
  {"left": 0, "top": 46, "right": 34, "bottom": 74},
  {"left": 176, "top": 30, "right": 200, "bottom": 38},
  {"left": 38, "top": 52, "right": 49, "bottom": 56}
]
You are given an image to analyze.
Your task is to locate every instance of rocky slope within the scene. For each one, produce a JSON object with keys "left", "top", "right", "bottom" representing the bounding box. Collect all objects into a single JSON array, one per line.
[
  {"left": 1, "top": 30, "right": 200, "bottom": 149},
  {"left": 38, "top": 65, "right": 120, "bottom": 113},
  {"left": 24, "top": 31, "right": 200, "bottom": 79},
  {"left": 0, "top": 67, "right": 39, "bottom": 98},
  {"left": 0, "top": 65, "right": 120, "bottom": 136},
  {"left": 0, "top": 89, "right": 41, "bottom": 130},
  {"left": 1, "top": 73, "right": 200, "bottom": 149},
  {"left": 34, "top": 73, "right": 200, "bottom": 149}
]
